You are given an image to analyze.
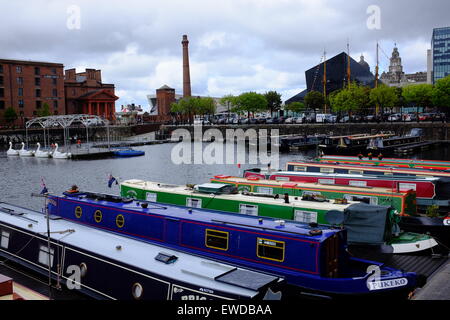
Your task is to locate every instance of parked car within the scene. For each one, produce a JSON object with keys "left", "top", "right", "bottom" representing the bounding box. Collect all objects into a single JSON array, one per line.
[
  {"left": 388, "top": 113, "right": 401, "bottom": 122},
  {"left": 364, "top": 115, "right": 375, "bottom": 122},
  {"left": 339, "top": 116, "right": 350, "bottom": 123},
  {"left": 419, "top": 113, "right": 431, "bottom": 121}
]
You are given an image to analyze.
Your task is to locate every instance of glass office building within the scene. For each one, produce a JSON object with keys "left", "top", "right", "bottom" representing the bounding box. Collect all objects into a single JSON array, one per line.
[{"left": 432, "top": 26, "right": 450, "bottom": 83}]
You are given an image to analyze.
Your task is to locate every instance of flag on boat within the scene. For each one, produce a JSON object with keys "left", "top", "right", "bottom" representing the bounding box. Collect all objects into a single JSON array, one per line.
[
  {"left": 40, "top": 178, "right": 48, "bottom": 194},
  {"left": 108, "top": 174, "right": 118, "bottom": 188}
]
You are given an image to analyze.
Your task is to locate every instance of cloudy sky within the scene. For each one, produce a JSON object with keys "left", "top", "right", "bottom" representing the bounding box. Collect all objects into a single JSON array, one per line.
[{"left": 2, "top": 0, "right": 449, "bottom": 111}]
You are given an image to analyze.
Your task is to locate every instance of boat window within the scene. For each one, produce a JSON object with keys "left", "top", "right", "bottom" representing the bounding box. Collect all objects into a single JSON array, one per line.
[
  {"left": 318, "top": 179, "right": 335, "bottom": 185},
  {"left": 1, "top": 230, "right": 10, "bottom": 249},
  {"left": 146, "top": 192, "right": 157, "bottom": 202},
  {"left": 38, "top": 245, "right": 54, "bottom": 267},
  {"left": 398, "top": 183, "right": 417, "bottom": 191},
  {"left": 132, "top": 283, "right": 144, "bottom": 300},
  {"left": 295, "top": 210, "right": 318, "bottom": 224},
  {"left": 383, "top": 172, "right": 394, "bottom": 176},
  {"left": 239, "top": 204, "right": 258, "bottom": 216},
  {"left": 94, "top": 210, "right": 102, "bottom": 223},
  {"left": 256, "top": 187, "right": 273, "bottom": 195},
  {"left": 349, "top": 180, "right": 367, "bottom": 187},
  {"left": 75, "top": 206, "right": 82, "bottom": 219},
  {"left": 205, "top": 229, "right": 229, "bottom": 251},
  {"left": 344, "top": 194, "right": 378, "bottom": 205},
  {"left": 257, "top": 238, "right": 285, "bottom": 262},
  {"left": 294, "top": 166, "right": 306, "bottom": 172},
  {"left": 80, "top": 263, "right": 88, "bottom": 277},
  {"left": 186, "top": 198, "right": 202, "bottom": 208},
  {"left": 320, "top": 168, "right": 334, "bottom": 173},
  {"left": 349, "top": 170, "right": 363, "bottom": 175},
  {"left": 116, "top": 214, "right": 125, "bottom": 228}
]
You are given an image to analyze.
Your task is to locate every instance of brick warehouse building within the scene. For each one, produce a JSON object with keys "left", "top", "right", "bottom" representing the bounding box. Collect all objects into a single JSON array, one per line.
[
  {"left": 0, "top": 59, "right": 66, "bottom": 125},
  {"left": 0, "top": 59, "right": 119, "bottom": 126},
  {"left": 64, "top": 68, "right": 118, "bottom": 121}
]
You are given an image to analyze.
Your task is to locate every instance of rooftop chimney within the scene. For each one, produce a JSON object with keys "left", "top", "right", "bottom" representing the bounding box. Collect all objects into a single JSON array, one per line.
[{"left": 182, "top": 35, "right": 192, "bottom": 98}]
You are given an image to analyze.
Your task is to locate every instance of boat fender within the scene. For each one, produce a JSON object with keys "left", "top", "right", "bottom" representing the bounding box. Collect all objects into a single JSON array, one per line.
[
  {"left": 141, "top": 203, "right": 148, "bottom": 209},
  {"left": 309, "top": 229, "right": 322, "bottom": 236}
]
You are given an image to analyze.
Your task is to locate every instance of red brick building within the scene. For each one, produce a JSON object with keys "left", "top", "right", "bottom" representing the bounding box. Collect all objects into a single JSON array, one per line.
[
  {"left": 0, "top": 59, "right": 65, "bottom": 125},
  {"left": 64, "top": 68, "right": 119, "bottom": 121}
]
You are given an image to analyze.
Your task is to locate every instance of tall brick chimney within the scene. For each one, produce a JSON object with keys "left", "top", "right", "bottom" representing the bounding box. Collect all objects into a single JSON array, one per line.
[{"left": 182, "top": 35, "right": 192, "bottom": 98}]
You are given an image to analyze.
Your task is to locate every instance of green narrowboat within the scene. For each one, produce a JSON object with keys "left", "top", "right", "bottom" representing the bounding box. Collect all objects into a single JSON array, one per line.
[{"left": 209, "top": 175, "right": 417, "bottom": 216}]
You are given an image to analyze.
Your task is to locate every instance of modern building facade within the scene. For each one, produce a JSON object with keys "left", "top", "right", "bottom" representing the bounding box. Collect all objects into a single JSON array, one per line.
[
  {"left": 64, "top": 68, "right": 119, "bottom": 121},
  {"left": 432, "top": 26, "right": 450, "bottom": 83},
  {"left": 285, "top": 52, "right": 375, "bottom": 105},
  {"left": 0, "top": 59, "right": 65, "bottom": 125}
]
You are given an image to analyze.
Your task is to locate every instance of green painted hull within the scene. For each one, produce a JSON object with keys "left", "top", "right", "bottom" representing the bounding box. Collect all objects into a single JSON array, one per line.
[
  {"left": 121, "top": 184, "right": 339, "bottom": 224},
  {"left": 209, "top": 178, "right": 417, "bottom": 216}
]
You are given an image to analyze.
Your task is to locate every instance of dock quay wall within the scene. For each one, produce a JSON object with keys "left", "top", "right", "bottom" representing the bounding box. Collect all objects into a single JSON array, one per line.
[{"left": 159, "top": 123, "right": 450, "bottom": 142}]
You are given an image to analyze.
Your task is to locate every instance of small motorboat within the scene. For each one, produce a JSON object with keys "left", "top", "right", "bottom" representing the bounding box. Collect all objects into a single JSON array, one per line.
[
  {"left": 52, "top": 143, "right": 72, "bottom": 159},
  {"left": 34, "top": 142, "right": 51, "bottom": 158},
  {"left": 113, "top": 148, "right": 145, "bottom": 158},
  {"left": 7, "top": 142, "right": 19, "bottom": 156},
  {"left": 19, "top": 142, "right": 35, "bottom": 157}
]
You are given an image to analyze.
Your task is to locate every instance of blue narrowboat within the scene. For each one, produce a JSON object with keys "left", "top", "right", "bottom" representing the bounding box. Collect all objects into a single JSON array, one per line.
[
  {"left": 45, "top": 190, "right": 421, "bottom": 298},
  {"left": 0, "top": 202, "right": 284, "bottom": 300}
]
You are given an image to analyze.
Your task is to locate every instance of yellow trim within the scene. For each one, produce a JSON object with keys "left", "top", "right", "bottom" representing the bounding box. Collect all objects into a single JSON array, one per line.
[
  {"left": 75, "top": 206, "right": 82, "bottom": 219},
  {"left": 205, "top": 229, "right": 229, "bottom": 251},
  {"left": 94, "top": 210, "right": 102, "bottom": 223},
  {"left": 256, "top": 237, "right": 285, "bottom": 262},
  {"left": 116, "top": 214, "right": 125, "bottom": 228}
]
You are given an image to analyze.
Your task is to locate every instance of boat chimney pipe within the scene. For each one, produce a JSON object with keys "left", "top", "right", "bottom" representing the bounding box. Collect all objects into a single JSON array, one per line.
[{"left": 284, "top": 193, "right": 289, "bottom": 204}]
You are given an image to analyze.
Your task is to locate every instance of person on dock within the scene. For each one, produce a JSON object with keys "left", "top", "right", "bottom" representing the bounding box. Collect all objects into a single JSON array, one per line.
[
  {"left": 378, "top": 153, "right": 383, "bottom": 160},
  {"left": 368, "top": 153, "right": 373, "bottom": 160},
  {"left": 77, "top": 139, "right": 81, "bottom": 148},
  {"left": 357, "top": 153, "right": 363, "bottom": 160}
]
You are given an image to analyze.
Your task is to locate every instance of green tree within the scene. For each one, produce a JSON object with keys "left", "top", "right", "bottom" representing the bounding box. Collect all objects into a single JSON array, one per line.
[
  {"left": 219, "top": 94, "right": 237, "bottom": 118},
  {"left": 432, "top": 75, "right": 450, "bottom": 113},
  {"left": 264, "top": 91, "right": 282, "bottom": 116},
  {"left": 304, "top": 91, "right": 324, "bottom": 112},
  {"left": 369, "top": 85, "right": 399, "bottom": 116},
  {"left": 285, "top": 102, "right": 305, "bottom": 115},
  {"left": 37, "top": 103, "right": 52, "bottom": 117},
  {"left": 4, "top": 107, "right": 18, "bottom": 125},
  {"left": 402, "top": 84, "right": 434, "bottom": 115},
  {"left": 196, "top": 97, "right": 217, "bottom": 116},
  {"left": 329, "top": 83, "right": 369, "bottom": 116},
  {"left": 233, "top": 92, "right": 268, "bottom": 118}
]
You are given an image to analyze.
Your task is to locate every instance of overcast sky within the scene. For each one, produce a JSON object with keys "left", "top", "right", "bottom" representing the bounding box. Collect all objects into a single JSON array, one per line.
[{"left": 1, "top": 0, "right": 449, "bottom": 111}]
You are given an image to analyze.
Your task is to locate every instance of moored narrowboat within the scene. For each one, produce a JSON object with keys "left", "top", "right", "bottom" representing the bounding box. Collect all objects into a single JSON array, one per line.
[
  {"left": 119, "top": 179, "right": 437, "bottom": 254},
  {"left": 316, "top": 155, "right": 450, "bottom": 171},
  {"left": 0, "top": 202, "right": 284, "bottom": 300},
  {"left": 242, "top": 168, "right": 450, "bottom": 213},
  {"left": 45, "top": 190, "right": 421, "bottom": 298}
]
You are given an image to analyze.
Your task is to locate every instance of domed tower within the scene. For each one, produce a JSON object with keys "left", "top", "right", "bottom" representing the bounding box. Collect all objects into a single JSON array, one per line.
[{"left": 358, "top": 54, "right": 370, "bottom": 72}]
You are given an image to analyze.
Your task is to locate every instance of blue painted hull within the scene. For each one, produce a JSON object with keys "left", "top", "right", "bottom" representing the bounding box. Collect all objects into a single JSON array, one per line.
[
  {"left": 113, "top": 150, "right": 145, "bottom": 157},
  {"left": 45, "top": 193, "right": 419, "bottom": 297}
]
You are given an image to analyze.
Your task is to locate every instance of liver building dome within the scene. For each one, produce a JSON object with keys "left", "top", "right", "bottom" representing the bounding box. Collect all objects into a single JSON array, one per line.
[{"left": 380, "top": 46, "right": 407, "bottom": 85}]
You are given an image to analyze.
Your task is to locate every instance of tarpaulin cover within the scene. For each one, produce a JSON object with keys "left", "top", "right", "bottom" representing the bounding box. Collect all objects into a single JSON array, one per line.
[{"left": 343, "top": 203, "right": 390, "bottom": 245}]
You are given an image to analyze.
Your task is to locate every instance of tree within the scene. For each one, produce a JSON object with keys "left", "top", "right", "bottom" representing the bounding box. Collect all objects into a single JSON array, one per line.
[
  {"left": 4, "top": 107, "right": 18, "bottom": 126},
  {"left": 37, "top": 103, "right": 52, "bottom": 117},
  {"left": 369, "top": 85, "right": 399, "bottom": 116},
  {"left": 329, "top": 83, "right": 370, "bottom": 116},
  {"left": 233, "top": 92, "right": 268, "bottom": 118},
  {"left": 264, "top": 91, "right": 282, "bottom": 116},
  {"left": 285, "top": 102, "right": 305, "bottom": 115},
  {"left": 219, "top": 94, "right": 237, "bottom": 118},
  {"left": 196, "top": 97, "right": 217, "bottom": 116},
  {"left": 432, "top": 75, "right": 450, "bottom": 113},
  {"left": 304, "top": 91, "right": 324, "bottom": 112},
  {"left": 402, "top": 84, "right": 434, "bottom": 114}
]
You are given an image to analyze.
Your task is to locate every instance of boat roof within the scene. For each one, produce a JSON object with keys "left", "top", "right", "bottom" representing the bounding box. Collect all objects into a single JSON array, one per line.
[
  {"left": 265, "top": 170, "right": 439, "bottom": 182},
  {"left": 121, "top": 180, "right": 358, "bottom": 211},
  {"left": 327, "top": 133, "right": 394, "bottom": 140},
  {"left": 287, "top": 161, "right": 450, "bottom": 177},
  {"left": 0, "top": 202, "right": 276, "bottom": 299},
  {"left": 211, "top": 176, "right": 407, "bottom": 196},
  {"left": 319, "top": 155, "right": 450, "bottom": 166}
]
